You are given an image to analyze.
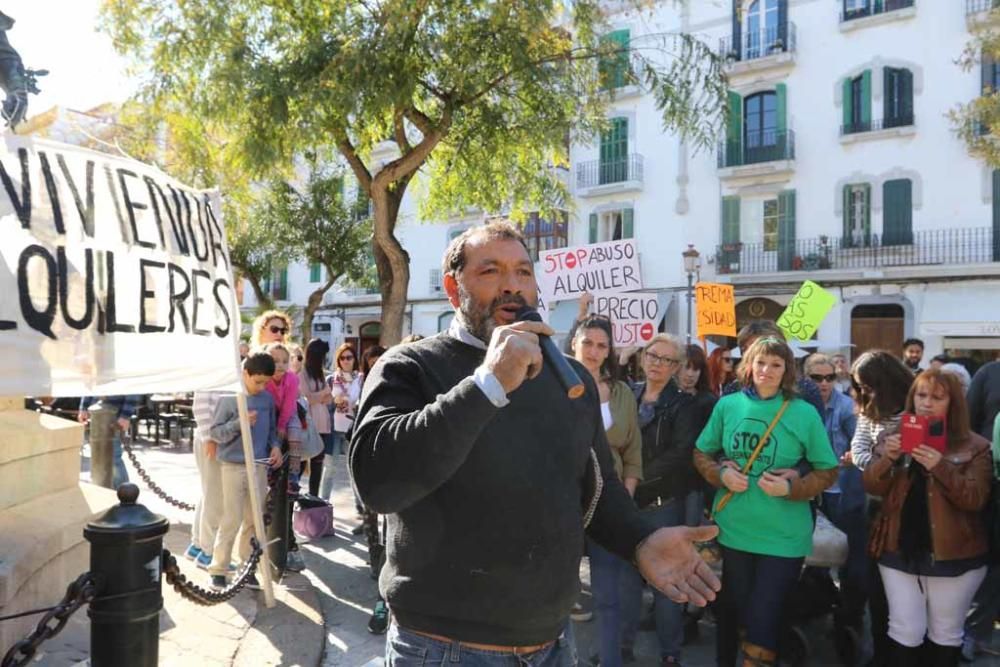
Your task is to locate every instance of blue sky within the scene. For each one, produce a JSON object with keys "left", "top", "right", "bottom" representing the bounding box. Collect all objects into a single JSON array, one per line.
[{"left": 6, "top": 0, "right": 132, "bottom": 115}]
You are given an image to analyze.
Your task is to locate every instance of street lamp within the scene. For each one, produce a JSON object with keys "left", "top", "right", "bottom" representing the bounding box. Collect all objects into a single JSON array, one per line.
[{"left": 682, "top": 244, "right": 701, "bottom": 343}]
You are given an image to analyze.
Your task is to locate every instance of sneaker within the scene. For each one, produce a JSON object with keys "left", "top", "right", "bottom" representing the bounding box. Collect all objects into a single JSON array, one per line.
[
  {"left": 286, "top": 550, "right": 306, "bottom": 572},
  {"left": 210, "top": 575, "right": 227, "bottom": 590},
  {"left": 245, "top": 574, "right": 261, "bottom": 590},
  {"left": 184, "top": 544, "right": 202, "bottom": 561},
  {"left": 367, "top": 600, "right": 389, "bottom": 634},
  {"left": 570, "top": 602, "right": 593, "bottom": 622},
  {"left": 196, "top": 551, "right": 213, "bottom": 570}
]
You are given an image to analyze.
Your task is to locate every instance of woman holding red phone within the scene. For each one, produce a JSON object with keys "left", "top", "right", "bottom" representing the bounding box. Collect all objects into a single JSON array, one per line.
[{"left": 864, "top": 369, "right": 992, "bottom": 665}]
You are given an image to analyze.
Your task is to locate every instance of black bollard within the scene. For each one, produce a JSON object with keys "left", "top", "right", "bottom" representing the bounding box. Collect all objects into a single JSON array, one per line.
[
  {"left": 265, "top": 455, "right": 289, "bottom": 576},
  {"left": 84, "top": 483, "right": 169, "bottom": 667}
]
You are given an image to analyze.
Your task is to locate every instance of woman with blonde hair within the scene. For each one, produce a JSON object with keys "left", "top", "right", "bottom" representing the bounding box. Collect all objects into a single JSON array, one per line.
[
  {"left": 864, "top": 369, "right": 992, "bottom": 665},
  {"left": 251, "top": 309, "right": 293, "bottom": 347},
  {"left": 694, "top": 337, "right": 838, "bottom": 666}
]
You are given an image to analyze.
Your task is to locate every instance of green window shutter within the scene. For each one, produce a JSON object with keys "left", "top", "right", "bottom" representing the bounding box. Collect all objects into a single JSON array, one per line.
[
  {"left": 842, "top": 185, "right": 852, "bottom": 248},
  {"left": 278, "top": 267, "right": 288, "bottom": 301},
  {"left": 776, "top": 83, "right": 787, "bottom": 135},
  {"left": 599, "top": 118, "right": 628, "bottom": 184},
  {"left": 777, "top": 190, "right": 796, "bottom": 271},
  {"left": 882, "top": 179, "right": 912, "bottom": 246},
  {"left": 842, "top": 78, "right": 853, "bottom": 129},
  {"left": 726, "top": 91, "right": 743, "bottom": 165},
  {"left": 721, "top": 196, "right": 740, "bottom": 243},
  {"left": 901, "top": 69, "right": 914, "bottom": 122},
  {"left": 861, "top": 70, "right": 872, "bottom": 125},
  {"left": 622, "top": 208, "right": 634, "bottom": 239},
  {"left": 588, "top": 213, "right": 598, "bottom": 244},
  {"left": 309, "top": 263, "right": 321, "bottom": 283},
  {"left": 863, "top": 183, "right": 872, "bottom": 247},
  {"left": 599, "top": 29, "right": 630, "bottom": 90}
]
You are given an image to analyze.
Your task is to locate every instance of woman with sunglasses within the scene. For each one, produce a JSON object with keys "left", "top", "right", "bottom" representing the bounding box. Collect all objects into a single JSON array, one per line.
[
  {"left": 707, "top": 347, "right": 736, "bottom": 397},
  {"left": 619, "top": 333, "right": 699, "bottom": 666},
  {"left": 251, "top": 309, "right": 293, "bottom": 347},
  {"left": 324, "top": 343, "right": 361, "bottom": 486},
  {"left": 803, "top": 353, "right": 866, "bottom": 635},
  {"left": 693, "top": 338, "right": 838, "bottom": 667},
  {"left": 847, "top": 350, "right": 914, "bottom": 667}
]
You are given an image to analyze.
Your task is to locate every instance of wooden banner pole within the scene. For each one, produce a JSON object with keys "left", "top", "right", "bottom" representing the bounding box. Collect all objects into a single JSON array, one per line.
[{"left": 236, "top": 391, "right": 277, "bottom": 607}]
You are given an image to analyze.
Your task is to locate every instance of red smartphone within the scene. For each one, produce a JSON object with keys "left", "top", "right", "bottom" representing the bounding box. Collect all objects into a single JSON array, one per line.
[{"left": 900, "top": 413, "right": 947, "bottom": 453}]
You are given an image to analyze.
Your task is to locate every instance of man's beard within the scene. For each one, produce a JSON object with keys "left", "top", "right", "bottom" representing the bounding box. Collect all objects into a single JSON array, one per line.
[{"left": 457, "top": 283, "right": 528, "bottom": 343}]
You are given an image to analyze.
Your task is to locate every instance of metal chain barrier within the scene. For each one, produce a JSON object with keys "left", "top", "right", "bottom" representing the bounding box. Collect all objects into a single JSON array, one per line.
[
  {"left": 1, "top": 572, "right": 100, "bottom": 667},
  {"left": 121, "top": 436, "right": 196, "bottom": 511},
  {"left": 162, "top": 538, "right": 264, "bottom": 606}
]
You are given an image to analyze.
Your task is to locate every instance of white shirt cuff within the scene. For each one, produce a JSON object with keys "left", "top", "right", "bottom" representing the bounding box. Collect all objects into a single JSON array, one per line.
[{"left": 472, "top": 366, "right": 510, "bottom": 408}]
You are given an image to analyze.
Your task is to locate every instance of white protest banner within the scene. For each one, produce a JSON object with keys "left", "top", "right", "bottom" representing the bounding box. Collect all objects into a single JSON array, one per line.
[
  {"left": 0, "top": 137, "right": 241, "bottom": 397},
  {"left": 538, "top": 239, "right": 642, "bottom": 304},
  {"left": 594, "top": 292, "right": 660, "bottom": 348}
]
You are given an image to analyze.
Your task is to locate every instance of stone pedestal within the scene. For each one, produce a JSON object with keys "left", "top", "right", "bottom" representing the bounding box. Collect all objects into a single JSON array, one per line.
[{"left": 0, "top": 398, "right": 117, "bottom": 653}]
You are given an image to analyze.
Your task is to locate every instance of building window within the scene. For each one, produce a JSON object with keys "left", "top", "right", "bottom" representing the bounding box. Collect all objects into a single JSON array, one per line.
[
  {"left": 843, "top": 184, "right": 871, "bottom": 248},
  {"left": 744, "top": 91, "right": 778, "bottom": 159},
  {"left": 884, "top": 67, "right": 914, "bottom": 128},
  {"left": 309, "top": 263, "right": 322, "bottom": 283},
  {"left": 270, "top": 266, "right": 288, "bottom": 301},
  {"left": 763, "top": 199, "right": 779, "bottom": 252},
  {"left": 599, "top": 29, "right": 631, "bottom": 90},
  {"left": 882, "top": 178, "right": 913, "bottom": 246},
  {"left": 589, "top": 208, "right": 634, "bottom": 243},
  {"left": 523, "top": 211, "right": 569, "bottom": 261},
  {"left": 745, "top": 0, "right": 780, "bottom": 60}
]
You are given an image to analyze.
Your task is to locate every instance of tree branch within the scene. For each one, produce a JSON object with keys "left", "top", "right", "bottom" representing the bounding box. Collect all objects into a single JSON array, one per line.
[
  {"left": 378, "top": 105, "right": 453, "bottom": 183},
  {"left": 393, "top": 109, "right": 412, "bottom": 154},
  {"left": 335, "top": 131, "right": 373, "bottom": 195}
]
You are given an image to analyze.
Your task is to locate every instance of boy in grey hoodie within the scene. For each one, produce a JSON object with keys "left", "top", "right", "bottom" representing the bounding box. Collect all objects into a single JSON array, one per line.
[{"left": 207, "top": 351, "right": 282, "bottom": 588}]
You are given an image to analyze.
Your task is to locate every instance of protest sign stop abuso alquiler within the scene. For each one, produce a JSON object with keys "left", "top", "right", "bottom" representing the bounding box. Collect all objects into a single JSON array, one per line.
[
  {"left": 538, "top": 239, "right": 642, "bottom": 304},
  {"left": 0, "top": 137, "right": 242, "bottom": 396}
]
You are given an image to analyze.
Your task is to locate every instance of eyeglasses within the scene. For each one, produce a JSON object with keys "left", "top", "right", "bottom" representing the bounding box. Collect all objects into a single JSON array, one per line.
[
  {"left": 268, "top": 325, "right": 288, "bottom": 335},
  {"left": 645, "top": 352, "right": 680, "bottom": 367},
  {"left": 296, "top": 355, "right": 303, "bottom": 362},
  {"left": 809, "top": 373, "right": 837, "bottom": 383},
  {"left": 340, "top": 355, "right": 355, "bottom": 361}
]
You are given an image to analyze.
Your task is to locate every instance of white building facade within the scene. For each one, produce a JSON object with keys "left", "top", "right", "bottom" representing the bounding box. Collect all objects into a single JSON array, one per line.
[{"left": 245, "top": 0, "right": 1000, "bottom": 365}]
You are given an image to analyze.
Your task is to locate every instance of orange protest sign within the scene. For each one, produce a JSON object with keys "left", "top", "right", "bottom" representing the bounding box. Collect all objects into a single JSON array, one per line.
[{"left": 695, "top": 282, "right": 736, "bottom": 338}]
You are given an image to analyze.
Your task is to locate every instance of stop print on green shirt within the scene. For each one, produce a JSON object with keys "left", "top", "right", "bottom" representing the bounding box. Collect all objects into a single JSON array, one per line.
[{"left": 697, "top": 392, "right": 838, "bottom": 558}]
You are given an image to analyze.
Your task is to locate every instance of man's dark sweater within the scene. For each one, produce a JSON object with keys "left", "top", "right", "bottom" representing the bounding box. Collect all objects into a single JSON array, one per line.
[
  {"left": 351, "top": 333, "right": 655, "bottom": 645},
  {"left": 969, "top": 360, "right": 1000, "bottom": 440}
]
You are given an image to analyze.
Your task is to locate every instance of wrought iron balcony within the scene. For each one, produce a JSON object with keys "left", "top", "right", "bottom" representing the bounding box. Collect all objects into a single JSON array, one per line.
[
  {"left": 840, "top": 114, "right": 915, "bottom": 135},
  {"left": 968, "top": 0, "right": 1000, "bottom": 15},
  {"left": 715, "top": 228, "right": 1000, "bottom": 276},
  {"left": 719, "top": 23, "right": 796, "bottom": 62},
  {"left": 717, "top": 129, "right": 795, "bottom": 169},
  {"left": 575, "top": 154, "right": 644, "bottom": 190},
  {"left": 842, "top": 0, "right": 915, "bottom": 22}
]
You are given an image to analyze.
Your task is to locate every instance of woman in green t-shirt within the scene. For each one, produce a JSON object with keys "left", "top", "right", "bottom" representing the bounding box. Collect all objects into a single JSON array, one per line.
[{"left": 693, "top": 337, "right": 838, "bottom": 666}]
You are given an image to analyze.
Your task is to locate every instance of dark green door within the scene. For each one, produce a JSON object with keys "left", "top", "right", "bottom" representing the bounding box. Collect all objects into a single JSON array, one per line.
[{"left": 599, "top": 118, "right": 628, "bottom": 184}]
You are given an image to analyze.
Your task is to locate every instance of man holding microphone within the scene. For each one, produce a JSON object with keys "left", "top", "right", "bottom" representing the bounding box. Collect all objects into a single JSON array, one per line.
[{"left": 351, "top": 221, "right": 719, "bottom": 665}]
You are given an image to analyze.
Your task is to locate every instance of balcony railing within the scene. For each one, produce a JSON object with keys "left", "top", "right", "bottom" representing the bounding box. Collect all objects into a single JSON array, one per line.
[
  {"left": 718, "top": 129, "right": 795, "bottom": 169},
  {"left": 719, "top": 23, "right": 796, "bottom": 62},
  {"left": 841, "top": 0, "right": 915, "bottom": 22},
  {"left": 715, "top": 227, "right": 1000, "bottom": 275},
  {"left": 968, "top": 0, "right": 1000, "bottom": 15},
  {"left": 576, "top": 154, "right": 644, "bottom": 189},
  {"left": 840, "top": 114, "right": 915, "bottom": 135}
]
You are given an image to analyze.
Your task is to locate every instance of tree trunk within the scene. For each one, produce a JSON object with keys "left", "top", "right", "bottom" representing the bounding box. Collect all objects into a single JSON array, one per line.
[
  {"left": 372, "top": 189, "right": 409, "bottom": 346},
  {"left": 301, "top": 273, "right": 341, "bottom": 342},
  {"left": 240, "top": 270, "right": 274, "bottom": 311}
]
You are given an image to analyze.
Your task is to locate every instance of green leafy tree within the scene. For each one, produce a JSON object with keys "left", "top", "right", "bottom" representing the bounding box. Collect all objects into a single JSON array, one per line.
[
  {"left": 101, "top": 0, "right": 725, "bottom": 345},
  {"left": 952, "top": 18, "right": 1000, "bottom": 165},
  {"left": 265, "top": 157, "right": 372, "bottom": 341}
]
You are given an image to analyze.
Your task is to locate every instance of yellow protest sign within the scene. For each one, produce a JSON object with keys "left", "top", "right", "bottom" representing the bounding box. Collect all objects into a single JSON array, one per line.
[
  {"left": 777, "top": 280, "right": 837, "bottom": 341},
  {"left": 695, "top": 282, "right": 736, "bottom": 338}
]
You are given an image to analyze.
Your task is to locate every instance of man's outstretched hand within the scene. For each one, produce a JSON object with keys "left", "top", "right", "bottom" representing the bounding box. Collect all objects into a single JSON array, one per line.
[{"left": 635, "top": 525, "right": 721, "bottom": 606}]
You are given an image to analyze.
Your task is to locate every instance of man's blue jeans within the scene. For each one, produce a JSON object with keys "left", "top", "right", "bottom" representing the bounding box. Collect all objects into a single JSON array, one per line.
[
  {"left": 385, "top": 622, "right": 577, "bottom": 666},
  {"left": 621, "top": 499, "right": 685, "bottom": 661}
]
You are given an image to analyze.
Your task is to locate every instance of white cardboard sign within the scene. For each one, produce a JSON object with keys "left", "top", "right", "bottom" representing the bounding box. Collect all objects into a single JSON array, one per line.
[
  {"left": 538, "top": 239, "right": 642, "bottom": 304},
  {"left": 593, "top": 291, "right": 660, "bottom": 348}
]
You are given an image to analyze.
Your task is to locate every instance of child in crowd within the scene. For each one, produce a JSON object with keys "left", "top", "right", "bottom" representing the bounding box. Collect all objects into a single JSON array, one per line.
[{"left": 207, "top": 352, "right": 282, "bottom": 589}]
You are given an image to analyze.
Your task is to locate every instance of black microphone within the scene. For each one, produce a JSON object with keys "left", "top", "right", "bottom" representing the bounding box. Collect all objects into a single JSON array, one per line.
[{"left": 515, "top": 305, "right": 586, "bottom": 400}]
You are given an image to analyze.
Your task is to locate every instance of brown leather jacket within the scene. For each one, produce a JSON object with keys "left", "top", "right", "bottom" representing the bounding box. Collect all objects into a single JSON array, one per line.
[{"left": 863, "top": 431, "right": 992, "bottom": 562}]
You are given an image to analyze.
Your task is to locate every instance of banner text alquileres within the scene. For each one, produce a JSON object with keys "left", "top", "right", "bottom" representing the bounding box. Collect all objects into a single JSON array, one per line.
[{"left": 0, "top": 146, "right": 233, "bottom": 340}]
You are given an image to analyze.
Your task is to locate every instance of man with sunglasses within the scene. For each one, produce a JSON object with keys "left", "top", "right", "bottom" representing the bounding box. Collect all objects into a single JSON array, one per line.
[{"left": 803, "top": 353, "right": 866, "bottom": 633}]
